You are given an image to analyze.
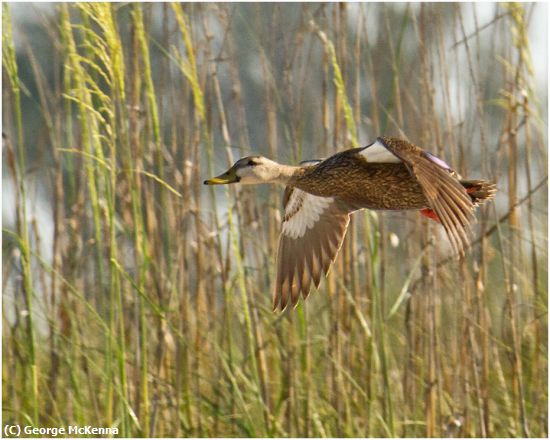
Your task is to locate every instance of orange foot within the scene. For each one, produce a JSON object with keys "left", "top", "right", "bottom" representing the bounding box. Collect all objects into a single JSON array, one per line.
[{"left": 420, "top": 208, "right": 440, "bottom": 223}]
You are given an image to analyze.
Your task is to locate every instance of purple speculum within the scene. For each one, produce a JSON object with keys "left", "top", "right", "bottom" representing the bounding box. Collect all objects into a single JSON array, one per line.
[{"left": 424, "top": 151, "right": 451, "bottom": 170}]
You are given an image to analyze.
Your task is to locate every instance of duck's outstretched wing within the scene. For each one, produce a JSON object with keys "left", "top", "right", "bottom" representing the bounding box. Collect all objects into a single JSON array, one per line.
[
  {"left": 274, "top": 187, "right": 352, "bottom": 311},
  {"left": 376, "top": 136, "right": 475, "bottom": 255}
]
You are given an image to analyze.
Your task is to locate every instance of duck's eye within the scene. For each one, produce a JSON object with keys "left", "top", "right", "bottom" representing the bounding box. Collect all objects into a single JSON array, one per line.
[{"left": 247, "top": 159, "right": 257, "bottom": 166}]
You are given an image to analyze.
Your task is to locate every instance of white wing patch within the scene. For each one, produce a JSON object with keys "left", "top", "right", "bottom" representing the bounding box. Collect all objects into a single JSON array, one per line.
[
  {"left": 282, "top": 190, "right": 334, "bottom": 239},
  {"left": 359, "top": 139, "right": 401, "bottom": 163}
]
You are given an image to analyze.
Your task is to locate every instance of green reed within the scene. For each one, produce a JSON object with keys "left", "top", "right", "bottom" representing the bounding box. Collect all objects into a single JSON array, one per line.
[{"left": 2, "top": 3, "right": 547, "bottom": 438}]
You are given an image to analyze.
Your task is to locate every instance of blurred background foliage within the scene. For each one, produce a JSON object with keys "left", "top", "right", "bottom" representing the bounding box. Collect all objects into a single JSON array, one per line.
[{"left": 2, "top": 2, "right": 547, "bottom": 437}]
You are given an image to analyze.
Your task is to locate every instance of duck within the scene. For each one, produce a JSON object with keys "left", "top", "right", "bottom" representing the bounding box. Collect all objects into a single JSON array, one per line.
[{"left": 204, "top": 136, "right": 496, "bottom": 311}]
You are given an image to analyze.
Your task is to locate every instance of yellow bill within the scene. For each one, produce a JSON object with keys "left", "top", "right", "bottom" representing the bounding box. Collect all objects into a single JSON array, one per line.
[{"left": 203, "top": 167, "right": 239, "bottom": 185}]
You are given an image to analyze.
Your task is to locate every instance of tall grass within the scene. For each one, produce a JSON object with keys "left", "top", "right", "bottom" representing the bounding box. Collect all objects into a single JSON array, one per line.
[
  {"left": 2, "top": 3, "right": 547, "bottom": 437},
  {"left": 3, "top": 4, "right": 38, "bottom": 425}
]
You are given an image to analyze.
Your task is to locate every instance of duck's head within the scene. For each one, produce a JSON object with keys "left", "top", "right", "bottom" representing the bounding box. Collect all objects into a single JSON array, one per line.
[{"left": 204, "top": 156, "right": 284, "bottom": 185}]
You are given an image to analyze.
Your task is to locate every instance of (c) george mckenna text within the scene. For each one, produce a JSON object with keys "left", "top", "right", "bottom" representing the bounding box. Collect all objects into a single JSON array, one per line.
[{"left": 23, "top": 425, "right": 119, "bottom": 436}]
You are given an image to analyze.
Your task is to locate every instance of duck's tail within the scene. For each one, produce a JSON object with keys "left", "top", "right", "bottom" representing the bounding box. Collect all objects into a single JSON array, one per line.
[
  {"left": 420, "top": 179, "right": 496, "bottom": 223},
  {"left": 460, "top": 179, "right": 497, "bottom": 206}
]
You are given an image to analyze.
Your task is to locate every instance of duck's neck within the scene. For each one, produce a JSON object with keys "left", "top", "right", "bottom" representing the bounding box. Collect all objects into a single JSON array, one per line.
[{"left": 273, "top": 164, "right": 305, "bottom": 184}]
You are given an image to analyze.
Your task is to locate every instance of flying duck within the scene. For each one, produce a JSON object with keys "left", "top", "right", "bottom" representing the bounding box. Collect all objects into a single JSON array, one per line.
[{"left": 205, "top": 137, "right": 496, "bottom": 310}]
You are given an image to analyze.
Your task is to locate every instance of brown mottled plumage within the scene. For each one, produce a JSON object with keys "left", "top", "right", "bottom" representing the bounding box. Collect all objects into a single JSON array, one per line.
[
  {"left": 204, "top": 136, "right": 496, "bottom": 311},
  {"left": 293, "top": 154, "right": 428, "bottom": 209}
]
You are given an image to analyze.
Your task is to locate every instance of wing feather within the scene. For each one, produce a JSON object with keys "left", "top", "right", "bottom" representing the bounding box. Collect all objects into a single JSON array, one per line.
[
  {"left": 274, "top": 188, "right": 351, "bottom": 310},
  {"left": 378, "top": 137, "right": 475, "bottom": 255}
]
